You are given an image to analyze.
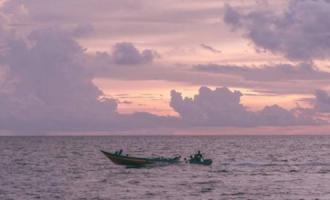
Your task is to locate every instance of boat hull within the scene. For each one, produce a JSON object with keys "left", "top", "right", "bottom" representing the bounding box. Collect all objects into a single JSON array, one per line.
[
  {"left": 189, "top": 159, "right": 213, "bottom": 166},
  {"left": 101, "top": 150, "right": 180, "bottom": 167}
]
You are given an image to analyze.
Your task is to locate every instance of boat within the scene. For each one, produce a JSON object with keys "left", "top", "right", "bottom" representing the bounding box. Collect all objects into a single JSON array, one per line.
[
  {"left": 186, "top": 151, "right": 213, "bottom": 166},
  {"left": 189, "top": 158, "right": 213, "bottom": 166},
  {"left": 100, "top": 150, "right": 181, "bottom": 167}
]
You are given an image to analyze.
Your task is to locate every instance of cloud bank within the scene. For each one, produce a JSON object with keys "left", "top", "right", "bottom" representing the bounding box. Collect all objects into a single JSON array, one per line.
[
  {"left": 170, "top": 86, "right": 315, "bottom": 127},
  {"left": 224, "top": 0, "right": 330, "bottom": 61},
  {"left": 0, "top": 25, "right": 320, "bottom": 131},
  {"left": 195, "top": 63, "right": 330, "bottom": 81},
  {"left": 0, "top": 0, "right": 328, "bottom": 134},
  {"left": 0, "top": 19, "right": 324, "bottom": 131},
  {"left": 0, "top": 28, "right": 120, "bottom": 130}
]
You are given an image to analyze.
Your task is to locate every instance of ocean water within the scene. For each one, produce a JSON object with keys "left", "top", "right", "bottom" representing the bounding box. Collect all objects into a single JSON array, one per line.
[{"left": 1, "top": 135, "right": 330, "bottom": 200}]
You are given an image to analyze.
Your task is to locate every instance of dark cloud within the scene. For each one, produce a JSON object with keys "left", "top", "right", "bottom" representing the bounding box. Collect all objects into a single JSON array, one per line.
[
  {"left": 200, "top": 44, "right": 221, "bottom": 54},
  {"left": 195, "top": 62, "right": 330, "bottom": 81},
  {"left": 170, "top": 86, "right": 315, "bottom": 126},
  {"left": 314, "top": 90, "right": 330, "bottom": 113},
  {"left": 223, "top": 4, "right": 241, "bottom": 27},
  {"left": 224, "top": 0, "right": 330, "bottom": 60},
  {"left": 112, "top": 42, "right": 157, "bottom": 65},
  {"left": 88, "top": 42, "right": 158, "bottom": 69}
]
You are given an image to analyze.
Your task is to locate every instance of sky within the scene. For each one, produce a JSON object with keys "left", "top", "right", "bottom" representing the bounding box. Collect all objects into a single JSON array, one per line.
[{"left": 0, "top": 0, "right": 330, "bottom": 135}]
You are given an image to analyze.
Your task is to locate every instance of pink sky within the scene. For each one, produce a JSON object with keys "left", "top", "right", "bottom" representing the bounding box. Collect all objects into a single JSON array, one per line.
[{"left": 0, "top": 0, "right": 330, "bottom": 135}]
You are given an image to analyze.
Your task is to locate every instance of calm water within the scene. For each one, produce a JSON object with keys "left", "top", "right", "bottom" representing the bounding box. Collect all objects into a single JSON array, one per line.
[{"left": 1, "top": 135, "right": 330, "bottom": 200}]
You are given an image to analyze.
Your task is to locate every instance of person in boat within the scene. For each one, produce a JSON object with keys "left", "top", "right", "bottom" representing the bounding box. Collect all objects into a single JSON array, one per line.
[
  {"left": 194, "top": 151, "right": 203, "bottom": 162},
  {"left": 115, "top": 149, "right": 123, "bottom": 155},
  {"left": 197, "top": 150, "right": 202, "bottom": 158},
  {"left": 118, "top": 149, "right": 123, "bottom": 155}
]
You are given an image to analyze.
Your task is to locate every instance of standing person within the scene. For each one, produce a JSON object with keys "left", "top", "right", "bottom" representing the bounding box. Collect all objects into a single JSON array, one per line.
[{"left": 118, "top": 149, "right": 123, "bottom": 155}]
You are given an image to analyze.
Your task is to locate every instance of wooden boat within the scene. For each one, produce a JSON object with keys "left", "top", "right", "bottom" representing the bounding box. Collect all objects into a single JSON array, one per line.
[{"left": 100, "top": 150, "right": 181, "bottom": 167}]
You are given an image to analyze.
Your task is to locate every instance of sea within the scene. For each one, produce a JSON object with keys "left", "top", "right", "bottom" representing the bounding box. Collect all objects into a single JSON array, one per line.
[{"left": 1, "top": 135, "right": 330, "bottom": 200}]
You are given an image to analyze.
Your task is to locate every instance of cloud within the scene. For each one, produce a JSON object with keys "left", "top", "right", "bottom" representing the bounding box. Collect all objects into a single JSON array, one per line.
[
  {"left": 223, "top": 4, "right": 241, "bottom": 27},
  {"left": 258, "top": 105, "right": 301, "bottom": 126},
  {"left": 112, "top": 42, "right": 157, "bottom": 65},
  {"left": 84, "top": 42, "right": 158, "bottom": 79},
  {"left": 170, "top": 86, "right": 315, "bottom": 126},
  {"left": 1, "top": 0, "right": 224, "bottom": 42},
  {"left": 195, "top": 62, "right": 330, "bottom": 81},
  {"left": 91, "top": 58, "right": 330, "bottom": 96},
  {"left": 0, "top": 28, "right": 121, "bottom": 130},
  {"left": 0, "top": 27, "right": 172, "bottom": 131},
  {"left": 170, "top": 87, "right": 249, "bottom": 126},
  {"left": 0, "top": 1, "right": 184, "bottom": 132},
  {"left": 314, "top": 90, "right": 330, "bottom": 113},
  {"left": 5, "top": 0, "right": 223, "bottom": 25},
  {"left": 0, "top": 25, "right": 322, "bottom": 132},
  {"left": 72, "top": 23, "right": 95, "bottom": 38},
  {"left": 0, "top": 1, "right": 328, "bottom": 133},
  {"left": 223, "top": 0, "right": 330, "bottom": 61},
  {"left": 200, "top": 44, "right": 221, "bottom": 54}
]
